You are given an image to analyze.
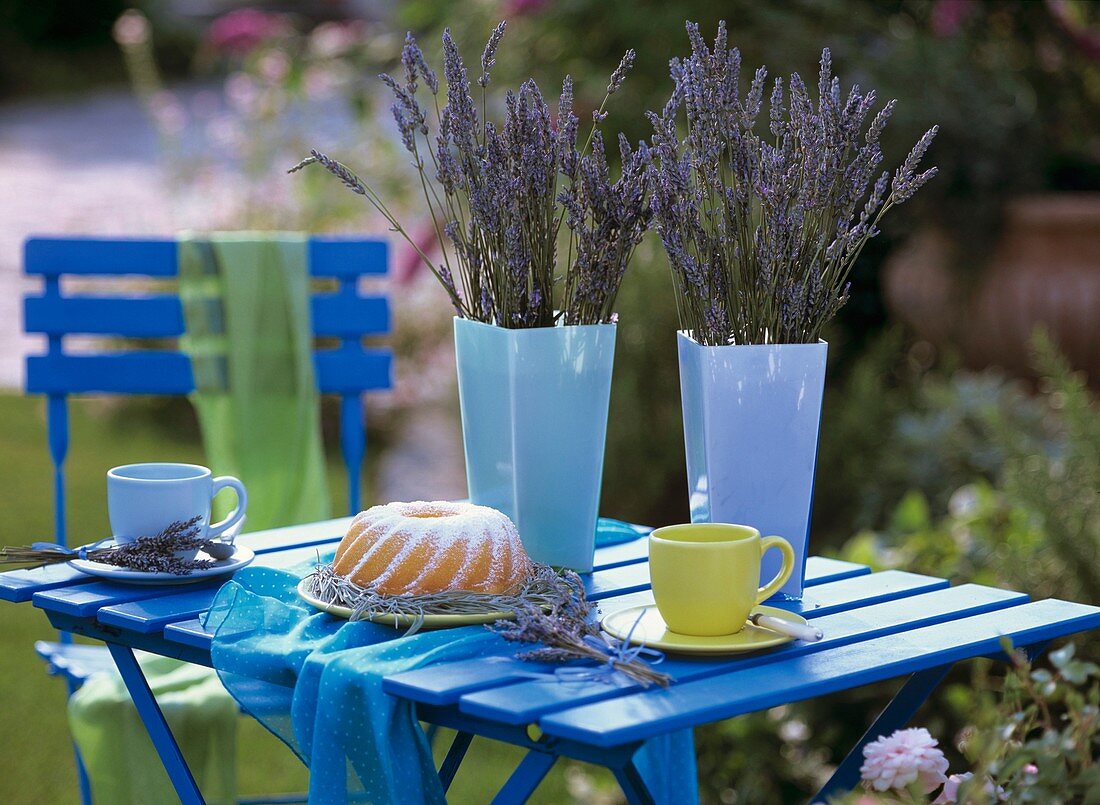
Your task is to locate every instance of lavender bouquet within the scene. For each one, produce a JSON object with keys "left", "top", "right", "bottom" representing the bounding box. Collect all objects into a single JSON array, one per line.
[
  {"left": 647, "top": 21, "right": 938, "bottom": 346},
  {"left": 294, "top": 22, "right": 650, "bottom": 328}
]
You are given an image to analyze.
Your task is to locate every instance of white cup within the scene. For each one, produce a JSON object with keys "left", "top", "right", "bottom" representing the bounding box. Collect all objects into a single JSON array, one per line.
[{"left": 107, "top": 463, "right": 247, "bottom": 558}]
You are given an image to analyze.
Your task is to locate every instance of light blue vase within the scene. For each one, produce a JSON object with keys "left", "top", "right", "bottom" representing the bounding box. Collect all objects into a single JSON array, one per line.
[
  {"left": 677, "top": 332, "right": 827, "bottom": 600},
  {"left": 454, "top": 317, "right": 616, "bottom": 572}
]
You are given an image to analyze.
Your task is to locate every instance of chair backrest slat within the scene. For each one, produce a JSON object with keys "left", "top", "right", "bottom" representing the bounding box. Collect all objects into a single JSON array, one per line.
[
  {"left": 25, "top": 295, "right": 185, "bottom": 338},
  {"left": 312, "top": 294, "right": 390, "bottom": 337},
  {"left": 23, "top": 235, "right": 393, "bottom": 530},
  {"left": 25, "top": 293, "right": 389, "bottom": 338},
  {"left": 314, "top": 349, "right": 393, "bottom": 394},
  {"left": 309, "top": 238, "right": 388, "bottom": 277},
  {"left": 27, "top": 353, "right": 194, "bottom": 395},
  {"left": 25, "top": 238, "right": 178, "bottom": 276},
  {"left": 25, "top": 350, "right": 392, "bottom": 396},
  {"left": 24, "top": 236, "right": 389, "bottom": 278}
]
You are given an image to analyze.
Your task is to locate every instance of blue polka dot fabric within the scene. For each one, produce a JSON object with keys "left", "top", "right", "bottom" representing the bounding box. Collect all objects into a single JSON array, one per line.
[{"left": 204, "top": 520, "right": 698, "bottom": 803}]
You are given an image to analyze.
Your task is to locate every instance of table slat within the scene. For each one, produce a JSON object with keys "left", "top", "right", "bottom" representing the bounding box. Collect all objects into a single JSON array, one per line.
[
  {"left": 10, "top": 515, "right": 659, "bottom": 611},
  {"left": 800, "top": 556, "right": 872, "bottom": 585},
  {"left": 382, "top": 569, "right": 945, "bottom": 706},
  {"left": 0, "top": 564, "right": 92, "bottom": 603},
  {"left": 98, "top": 588, "right": 241, "bottom": 634},
  {"left": 537, "top": 598, "right": 1100, "bottom": 747},
  {"left": 2, "top": 517, "right": 352, "bottom": 605},
  {"left": 33, "top": 544, "right": 336, "bottom": 619},
  {"left": 457, "top": 584, "right": 1027, "bottom": 725},
  {"left": 242, "top": 517, "right": 352, "bottom": 553},
  {"left": 32, "top": 579, "right": 226, "bottom": 618},
  {"left": 103, "top": 540, "right": 648, "bottom": 634},
  {"left": 590, "top": 537, "right": 649, "bottom": 570},
  {"left": 584, "top": 558, "right": 886, "bottom": 607},
  {"left": 162, "top": 617, "right": 223, "bottom": 650},
  {"left": 782, "top": 570, "right": 948, "bottom": 617}
]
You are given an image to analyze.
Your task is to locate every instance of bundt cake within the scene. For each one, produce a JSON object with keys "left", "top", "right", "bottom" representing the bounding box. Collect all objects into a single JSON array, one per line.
[{"left": 331, "top": 501, "right": 533, "bottom": 595}]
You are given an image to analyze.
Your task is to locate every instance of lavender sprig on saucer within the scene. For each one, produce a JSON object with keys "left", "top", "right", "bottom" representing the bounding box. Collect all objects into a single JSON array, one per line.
[{"left": 0, "top": 516, "right": 230, "bottom": 575}]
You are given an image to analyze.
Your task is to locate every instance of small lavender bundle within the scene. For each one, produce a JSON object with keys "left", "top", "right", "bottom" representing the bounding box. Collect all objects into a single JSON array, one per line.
[
  {"left": 293, "top": 22, "right": 650, "bottom": 328},
  {"left": 648, "top": 21, "right": 939, "bottom": 346},
  {"left": 1, "top": 517, "right": 216, "bottom": 575},
  {"left": 490, "top": 578, "right": 672, "bottom": 688}
]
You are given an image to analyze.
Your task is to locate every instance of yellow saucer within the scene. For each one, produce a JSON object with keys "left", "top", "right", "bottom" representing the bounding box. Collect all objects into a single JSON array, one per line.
[{"left": 600, "top": 603, "right": 808, "bottom": 656}]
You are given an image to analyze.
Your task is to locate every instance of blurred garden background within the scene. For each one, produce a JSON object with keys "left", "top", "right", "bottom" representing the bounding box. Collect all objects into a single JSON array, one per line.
[{"left": 0, "top": 0, "right": 1097, "bottom": 802}]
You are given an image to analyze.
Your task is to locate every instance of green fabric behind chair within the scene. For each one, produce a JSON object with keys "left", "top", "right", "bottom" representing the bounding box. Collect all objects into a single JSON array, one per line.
[
  {"left": 68, "top": 654, "right": 238, "bottom": 805},
  {"left": 179, "top": 233, "right": 331, "bottom": 530}
]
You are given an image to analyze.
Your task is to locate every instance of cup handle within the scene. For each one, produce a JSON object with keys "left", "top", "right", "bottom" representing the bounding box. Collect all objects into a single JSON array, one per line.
[
  {"left": 756, "top": 535, "right": 796, "bottom": 603},
  {"left": 207, "top": 476, "right": 247, "bottom": 542}
]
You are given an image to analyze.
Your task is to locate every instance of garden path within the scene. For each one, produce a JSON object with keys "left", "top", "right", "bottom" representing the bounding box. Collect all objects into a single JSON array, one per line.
[{"left": 0, "top": 88, "right": 465, "bottom": 501}]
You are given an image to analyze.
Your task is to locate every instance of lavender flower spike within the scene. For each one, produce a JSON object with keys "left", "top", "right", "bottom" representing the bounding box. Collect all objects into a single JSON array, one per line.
[
  {"left": 295, "top": 25, "right": 647, "bottom": 329},
  {"left": 289, "top": 150, "right": 366, "bottom": 196},
  {"left": 891, "top": 125, "right": 940, "bottom": 202},
  {"left": 647, "top": 20, "right": 937, "bottom": 345},
  {"left": 478, "top": 20, "right": 506, "bottom": 88},
  {"left": 403, "top": 32, "right": 438, "bottom": 94},
  {"left": 606, "top": 49, "right": 636, "bottom": 95}
]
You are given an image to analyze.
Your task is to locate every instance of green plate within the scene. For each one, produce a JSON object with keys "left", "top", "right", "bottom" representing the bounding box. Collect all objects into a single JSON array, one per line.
[{"left": 296, "top": 578, "right": 515, "bottom": 629}]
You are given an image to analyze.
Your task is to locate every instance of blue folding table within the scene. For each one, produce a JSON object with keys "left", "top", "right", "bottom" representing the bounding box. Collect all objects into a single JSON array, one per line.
[{"left": 2, "top": 518, "right": 1098, "bottom": 804}]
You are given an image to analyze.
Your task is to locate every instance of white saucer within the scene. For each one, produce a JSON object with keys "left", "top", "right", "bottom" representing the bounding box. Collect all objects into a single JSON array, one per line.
[{"left": 69, "top": 544, "right": 255, "bottom": 585}]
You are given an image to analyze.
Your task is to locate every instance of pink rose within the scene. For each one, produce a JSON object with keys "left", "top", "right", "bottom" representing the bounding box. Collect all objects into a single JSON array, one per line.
[{"left": 860, "top": 727, "right": 949, "bottom": 793}]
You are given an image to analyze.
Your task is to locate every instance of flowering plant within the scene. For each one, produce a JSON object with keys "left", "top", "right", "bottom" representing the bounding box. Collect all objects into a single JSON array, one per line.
[
  {"left": 294, "top": 22, "right": 650, "bottom": 328},
  {"left": 828, "top": 639, "right": 1098, "bottom": 804},
  {"left": 647, "top": 21, "right": 939, "bottom": 346},
  {"left": 112, "top": 7, "right": 407, "bottom": 230},
  {"left": 859, "top": 727, "right": 950, "bottom": 795}
]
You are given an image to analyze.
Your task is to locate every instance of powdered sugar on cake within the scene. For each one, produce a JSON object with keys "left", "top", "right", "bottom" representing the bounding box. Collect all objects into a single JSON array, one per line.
[{"left": 332, "top": 501, "right": 533, "bottom": 595}]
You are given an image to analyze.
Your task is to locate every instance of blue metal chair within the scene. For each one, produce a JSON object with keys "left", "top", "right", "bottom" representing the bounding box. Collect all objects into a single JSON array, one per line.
[{"left": 23, "top": 235, "right": 392, "bottom": 804}]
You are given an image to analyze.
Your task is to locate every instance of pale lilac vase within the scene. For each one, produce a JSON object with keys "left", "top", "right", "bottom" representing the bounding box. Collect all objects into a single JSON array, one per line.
[{"left": 677, "top": 332, "right": 827, "bottom": 600}]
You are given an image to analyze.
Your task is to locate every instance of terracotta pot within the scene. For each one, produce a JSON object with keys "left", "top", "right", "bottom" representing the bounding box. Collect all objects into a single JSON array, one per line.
[{"left": 884, "top": 194, "right": 1100, "bottom": 383}]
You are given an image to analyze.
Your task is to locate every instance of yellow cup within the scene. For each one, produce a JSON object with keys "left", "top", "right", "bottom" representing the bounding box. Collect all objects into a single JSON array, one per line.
[{"left": 649, "top": 523, "right": 796, "bottom": 636}]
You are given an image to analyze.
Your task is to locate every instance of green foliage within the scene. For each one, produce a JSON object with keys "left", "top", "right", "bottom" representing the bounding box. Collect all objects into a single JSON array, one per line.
[
  {"left": 694, "top": 709, "right": 834, "bottom": 803},
  {"left": 964, "top": 641, "right": 1100, "bottom": 803},
  {"left": 601, "top": 237, "right": 689, "bottom": 526},
  {"left": 998, "top": 333, "right": 1100, "bottom": 603},
  {"left": 814, "top": 328, "right": 1053, "bottom": 545},
  {"left": 842, "top": 332, "right": 1100, "bottom": 607},
  {"left": 827, "top": 641, "right": 1100, "bottom": 804}
]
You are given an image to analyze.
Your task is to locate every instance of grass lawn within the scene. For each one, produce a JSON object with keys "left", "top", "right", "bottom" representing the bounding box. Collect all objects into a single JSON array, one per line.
[{"left": 0, "top": 393, "right": 621, "bottom": 803}]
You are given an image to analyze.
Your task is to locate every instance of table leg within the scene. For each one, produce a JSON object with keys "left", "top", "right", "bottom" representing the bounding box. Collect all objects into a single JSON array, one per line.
[
  {"left": 106, "top": 643, "right": 205, "bottom": 805},
  {"left": 490, "top": 750, "right": 557, "bottom": 804},
  {"left": 612, "top": 760, "right": 658, "bottom": 805},
  {"left": 814, "top": 663, "right": 952, "bottom": 802},
  {"left": 438, "top": 730, "right": 474, "bottom": 792}
]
